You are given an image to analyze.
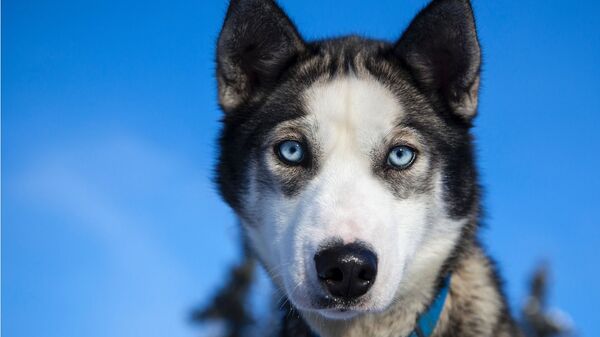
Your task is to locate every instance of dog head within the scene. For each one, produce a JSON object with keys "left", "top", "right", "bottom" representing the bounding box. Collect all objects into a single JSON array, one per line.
[{"left": 216, "top": 0, "right": 481, "bottom": 319}]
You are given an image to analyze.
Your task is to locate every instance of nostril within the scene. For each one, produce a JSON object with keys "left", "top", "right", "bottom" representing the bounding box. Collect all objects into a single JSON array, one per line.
[
  {"left": 358, "top": 268, "right": 375, "bottom": 282},
  {"left": 319, "top": 267, "right": 343, "bottom": 282}
]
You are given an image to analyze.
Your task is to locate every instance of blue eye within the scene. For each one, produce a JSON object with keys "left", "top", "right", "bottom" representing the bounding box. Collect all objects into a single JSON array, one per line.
[
  {"left": 277, "top": 140, "right": 305, "bottom": 165},
  {"left": 387, "top": 145, "right": 416, "bottom": 169}
]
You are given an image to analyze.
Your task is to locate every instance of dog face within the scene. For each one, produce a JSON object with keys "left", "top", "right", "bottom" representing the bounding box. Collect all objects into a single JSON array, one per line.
[{"left": 216, "top": 0, "right": 481, "bottom": 319}]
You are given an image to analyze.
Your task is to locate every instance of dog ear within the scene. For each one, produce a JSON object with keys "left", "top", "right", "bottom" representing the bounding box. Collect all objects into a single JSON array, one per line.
[
  {"left": 216, "top": 0, "right": 306, "bottom": 112},
  {"left": 395, "top": 0, "right": 481, "bottom": 121}
]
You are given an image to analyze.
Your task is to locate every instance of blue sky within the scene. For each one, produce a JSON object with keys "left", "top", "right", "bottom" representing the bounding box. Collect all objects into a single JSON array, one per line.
[{"left": 2, "top": 0, "right": 599, "bottom": 336}]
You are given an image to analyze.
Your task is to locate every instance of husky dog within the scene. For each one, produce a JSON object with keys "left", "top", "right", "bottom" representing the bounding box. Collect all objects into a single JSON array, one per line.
[{"left": 214, "top": 0, "right": 523, "bottom": 336}]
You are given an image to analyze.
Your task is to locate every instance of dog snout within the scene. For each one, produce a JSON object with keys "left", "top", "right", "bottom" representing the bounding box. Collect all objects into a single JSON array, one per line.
[{"left": 314, "top": 243, "right": 378, "bottom": 300}]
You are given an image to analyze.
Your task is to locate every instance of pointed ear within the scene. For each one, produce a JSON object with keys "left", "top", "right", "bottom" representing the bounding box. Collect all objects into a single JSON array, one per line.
[
  {"left": 216, "top": 0, "right": 305, "bottom": 112},
  {"left": 395, "top": 0, "right": 481, "bottom": 121}
]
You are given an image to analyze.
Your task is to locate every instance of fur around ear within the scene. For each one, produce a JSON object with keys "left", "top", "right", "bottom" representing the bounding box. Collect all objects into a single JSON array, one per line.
[
  {"left": 216, "top": 0, "right": 305, "bottom": 112},
  {"left": 395, "top": 0, "right": 481, "bottom": 121}
]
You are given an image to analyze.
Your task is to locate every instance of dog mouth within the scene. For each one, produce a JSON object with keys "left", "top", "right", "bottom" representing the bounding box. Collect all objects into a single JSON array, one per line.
[
  {"left": 317, "top": 307, "right": 362, "bottom": 320},
  {"left": 291, "top": 294, "right": 372, "bottom": 320},
  {"left": 306, "top": 298, "right": 374, "bottom": 320}
]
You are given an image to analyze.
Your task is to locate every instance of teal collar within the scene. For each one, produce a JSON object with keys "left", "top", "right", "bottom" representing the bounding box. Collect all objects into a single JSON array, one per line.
[{"left": 408, "top": 275, "right": 451, "bottom": 337}]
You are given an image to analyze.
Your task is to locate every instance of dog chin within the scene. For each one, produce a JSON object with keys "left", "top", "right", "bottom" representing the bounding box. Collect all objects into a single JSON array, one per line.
[
  {"left": 317, "top": 308, "right": 362, "bottom": 320},
  {"left": 289, "top": 295, "right": 366, "bottom": 320}
]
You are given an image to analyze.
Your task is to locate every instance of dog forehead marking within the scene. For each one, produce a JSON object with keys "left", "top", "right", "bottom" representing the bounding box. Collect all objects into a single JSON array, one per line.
[{"left": 303, "top": 76, "right": 403, "bottom": 156}]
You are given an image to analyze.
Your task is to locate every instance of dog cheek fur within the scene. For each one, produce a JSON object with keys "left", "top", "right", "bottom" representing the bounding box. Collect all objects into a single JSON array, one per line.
[{"left": 237, "top": 161, "right": 318, "bottom": 309}]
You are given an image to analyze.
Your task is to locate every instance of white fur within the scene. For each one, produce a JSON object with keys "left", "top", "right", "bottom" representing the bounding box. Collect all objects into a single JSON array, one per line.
[{"left": 240, "top": 76, "right": 465, "bottom": 323}]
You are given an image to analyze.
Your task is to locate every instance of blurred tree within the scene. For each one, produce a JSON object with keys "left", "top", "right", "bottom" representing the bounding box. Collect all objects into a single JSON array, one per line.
[
  {"left": 521, "top": 266, "right": 573, "bottom": 337},
  {"left": 192, "top": 243, "right": 256, "bottom": 337}
]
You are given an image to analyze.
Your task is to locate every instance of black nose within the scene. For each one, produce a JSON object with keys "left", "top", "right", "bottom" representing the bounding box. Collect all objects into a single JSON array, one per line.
[{"left": 314, "top": 243, "right": 378, "bottom": 300}]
